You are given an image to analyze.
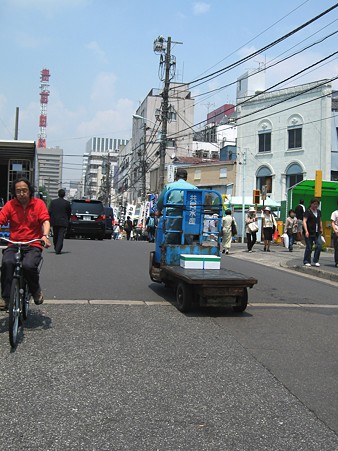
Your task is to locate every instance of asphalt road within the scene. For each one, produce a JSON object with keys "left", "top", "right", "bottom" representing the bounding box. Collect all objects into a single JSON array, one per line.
[{"left": 0, "top": 238, "right": 337, "bottom": 450}]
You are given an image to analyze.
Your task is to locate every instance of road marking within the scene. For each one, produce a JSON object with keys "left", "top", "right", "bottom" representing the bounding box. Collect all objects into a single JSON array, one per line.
[
  {"left": 39, "top": 300, "right": 338, "bottom": 309},
  {"left": 43, "top": 299, "right": 172, "bottom": 306},
  {"left": 249, "top": 303, "right": 338, "bottom": 309}
]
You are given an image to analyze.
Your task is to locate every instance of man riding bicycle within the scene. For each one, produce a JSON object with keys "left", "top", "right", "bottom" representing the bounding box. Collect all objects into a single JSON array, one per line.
[{"left": 0, "top": 177, "right": 51, "bottom": 310}]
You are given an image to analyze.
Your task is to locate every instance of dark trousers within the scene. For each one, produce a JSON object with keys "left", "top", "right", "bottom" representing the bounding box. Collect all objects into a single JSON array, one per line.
[
  {"left": 147, "top": 227, "right": 155, "bottom": 242},
  {"left": 303, "top": 233, "right": 322, "bottom": 264},
  {"left": 126, "top": 230, "right": 131, "bottom": 240},
  {"left": 333, "top": 233, "right": 338, "bottom": 264},
  {"left": 1, "top": 246, "right": 42, "bottom": 300},
  {"left": 246, "top": 232, "right": 257, "bottom": 251},
  {"left": 53, "top": 226, "right": 67, "bottom": 253}
]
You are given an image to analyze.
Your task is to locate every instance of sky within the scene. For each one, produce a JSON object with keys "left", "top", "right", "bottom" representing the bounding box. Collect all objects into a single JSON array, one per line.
[{"left": 0, "top": 0, "right": 337, "bottom": 184}]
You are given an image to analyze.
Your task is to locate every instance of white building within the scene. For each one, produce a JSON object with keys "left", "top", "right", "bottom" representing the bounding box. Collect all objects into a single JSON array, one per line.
[
  {"left": 83, "top": 137, "right": 128, "bottom": 202},
  {"left": 37, "top": 146, "right": 63, "bottom": 199},
  {"left": 236, "top": 78, "right": 333, "bottom": 203}
]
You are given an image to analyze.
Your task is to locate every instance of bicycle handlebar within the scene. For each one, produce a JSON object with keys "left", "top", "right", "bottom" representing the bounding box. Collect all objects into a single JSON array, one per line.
[{"left": 0, "top": 237, "right": 45, "bottom": 246}]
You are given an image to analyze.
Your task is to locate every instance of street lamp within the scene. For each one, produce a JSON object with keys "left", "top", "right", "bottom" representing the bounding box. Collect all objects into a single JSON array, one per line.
[{"left": 132, "top": 114, "right": 157, "bottom": 125}]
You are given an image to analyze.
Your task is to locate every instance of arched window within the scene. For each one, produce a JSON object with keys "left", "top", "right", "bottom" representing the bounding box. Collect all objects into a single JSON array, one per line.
[
  {"left": 286, "top": 163, "right": 303, "bottom": 189},
  {"left": 256, "top": 166, "right": 272, "bottom": 193}
]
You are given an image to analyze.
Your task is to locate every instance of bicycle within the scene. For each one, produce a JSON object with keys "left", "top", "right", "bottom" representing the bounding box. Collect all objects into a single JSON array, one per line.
[{"left": 0, "top": 237, "right": 44, "bottom": 348}]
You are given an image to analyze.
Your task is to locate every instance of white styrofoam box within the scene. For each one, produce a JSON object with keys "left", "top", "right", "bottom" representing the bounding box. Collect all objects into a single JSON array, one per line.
[
  {"left": 180, "top": 254, "right": 221, "bottom": 270},
  {"left": 180, "top": 254, "right": 204, "bottom": 269},
  {"left": 202, "top": 255, "right": 221, "bottom": 269}
]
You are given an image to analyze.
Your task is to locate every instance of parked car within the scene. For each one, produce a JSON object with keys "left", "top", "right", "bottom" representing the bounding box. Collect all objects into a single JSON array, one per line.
[
  {"left": 66, "top": 199, "right": 106, "bottom": 240},
  {"left": 104, "top": 207, "right": 114, "bottom": 239}
]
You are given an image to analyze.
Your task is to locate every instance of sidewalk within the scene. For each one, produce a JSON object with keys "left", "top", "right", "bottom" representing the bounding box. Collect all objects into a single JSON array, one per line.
[{"left": 227, "top": 241, "right": 338, "bottom": 283}]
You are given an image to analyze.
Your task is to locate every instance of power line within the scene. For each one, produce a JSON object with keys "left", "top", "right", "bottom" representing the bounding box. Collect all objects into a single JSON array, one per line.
[{"left": 178, "top": 3, "right": 338, "bottom": 90}]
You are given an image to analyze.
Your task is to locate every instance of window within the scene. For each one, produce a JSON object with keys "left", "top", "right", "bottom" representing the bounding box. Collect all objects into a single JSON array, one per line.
[
  {"left": 256, "top": 167, "right": 272, "bottom": 193},
  {"left": 220, "top": 168, "right": 227, "bottom": 178},
  {"left": 194, "top": 169, "right": 201, "bottom": 180},
  {"left": 288, "top": 127, "right": 302, "bottom": 149},
  {"left": 286, "top": 163, "right": 303, "bottom": 189},
  {"left": 258, "top": 132, "right": 271, "bottom": 152}
]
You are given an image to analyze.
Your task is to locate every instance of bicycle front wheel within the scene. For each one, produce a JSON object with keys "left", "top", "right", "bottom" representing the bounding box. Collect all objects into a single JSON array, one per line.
[
  {"left": 22, "top": 282, "right": 30, "bottom": 321},
  {"left": 9, "top": 278, "right": 21, "bottom": 348}
]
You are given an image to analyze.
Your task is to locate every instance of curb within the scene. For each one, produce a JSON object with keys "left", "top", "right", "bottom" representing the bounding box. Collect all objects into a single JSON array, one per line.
[{"left": 283, "top": 262, "right": 338, "bottom": 283}]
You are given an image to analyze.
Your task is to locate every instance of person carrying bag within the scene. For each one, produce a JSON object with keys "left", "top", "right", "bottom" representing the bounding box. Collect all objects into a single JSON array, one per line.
[{"left": 245, "top": 207, "right": 258, "bottom": 252}]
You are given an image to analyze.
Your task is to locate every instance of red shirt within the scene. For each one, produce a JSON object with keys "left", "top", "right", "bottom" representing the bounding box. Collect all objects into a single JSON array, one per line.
[{"left": 0, "top": 197, "right": 50, "bottom": 248}]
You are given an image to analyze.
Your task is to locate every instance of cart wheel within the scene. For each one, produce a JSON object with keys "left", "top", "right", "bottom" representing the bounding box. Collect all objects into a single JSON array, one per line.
[
  {"left": 176, "top": 282, "right": 193, "bottom": 313},
  {"left": 149, "top": 251, "right": 161, "bottom": 283},
  {"left": 233, "top": 288, "right": 248, "bottom": 313}
]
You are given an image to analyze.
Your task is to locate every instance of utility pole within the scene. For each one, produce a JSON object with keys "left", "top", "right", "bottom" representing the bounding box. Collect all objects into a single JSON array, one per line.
[
  {"left": 104, "top": 153, "right": 111, "bottom": 206},
  {"left": 153, "top": 35, "right": 182, "bottom": 192},
  {"left": 142, "top": 123, "right": 147, "bottom": 199},
  {"left": 159, "top": 36, "right": 171, "bottom": 192}
]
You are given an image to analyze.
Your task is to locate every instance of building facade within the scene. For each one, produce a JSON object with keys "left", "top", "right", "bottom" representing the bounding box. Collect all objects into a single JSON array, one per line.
[
  {"left": 236, "top": 79, "right": 333, "bottom": 203},
  {"left": 37, "top": 146, "right": 63, "bottom": 199},
  {"left": 83, "top": 137, "right": 128, "bottom": 202},
  {"left": 132, "top": 83, "right": 195, "bottom": 200}
]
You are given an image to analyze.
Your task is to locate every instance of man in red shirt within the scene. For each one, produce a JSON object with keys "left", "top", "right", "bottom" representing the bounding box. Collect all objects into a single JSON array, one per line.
[{"left": 0, "top": 178, "right": 51, "bottom": 310}]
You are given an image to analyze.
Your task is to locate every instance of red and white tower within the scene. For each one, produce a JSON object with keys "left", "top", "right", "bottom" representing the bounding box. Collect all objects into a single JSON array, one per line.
[{"left": 38, "top": 68, "right": 50, "bottom": 148}]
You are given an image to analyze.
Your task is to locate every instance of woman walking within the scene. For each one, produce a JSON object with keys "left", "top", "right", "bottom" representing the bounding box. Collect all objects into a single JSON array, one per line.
[
  {"left": 245, "top": 207, "right": 258, "bottom": 252},
  {"left": 284, "top": 209, "right": 298, "bottom": 252},
  {"left": 303, "top": 198, "right": 323, "bottom": 267},
  {"left": 222, "top": 209, "right": 237, "bottom": 254},
  {"left": 262, "top": 206, "right": 277, "bottom": 252}
]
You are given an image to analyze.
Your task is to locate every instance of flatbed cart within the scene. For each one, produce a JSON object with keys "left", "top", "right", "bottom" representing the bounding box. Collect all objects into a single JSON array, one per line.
[{"left": 149, "top": 188, "right": 257, "bottom": 313}]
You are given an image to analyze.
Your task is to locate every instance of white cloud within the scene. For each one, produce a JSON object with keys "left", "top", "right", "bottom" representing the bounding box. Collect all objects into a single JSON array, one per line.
[
  {"left": 193, "top": 2, "right": 211, "bottom": 15},
  {"left": 90, "top": 72, "right": 117, "bottom": 108},
  {"left": 76, "top": 98, "right": 135, "bottom": 137},
  {"left": 86, "top": 41, "right": 108, "bottom": 64}
]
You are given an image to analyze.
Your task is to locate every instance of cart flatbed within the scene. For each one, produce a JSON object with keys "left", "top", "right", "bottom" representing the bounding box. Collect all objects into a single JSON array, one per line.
[{"left": 161, "top": 266, "right": 257, "bottom": 287}]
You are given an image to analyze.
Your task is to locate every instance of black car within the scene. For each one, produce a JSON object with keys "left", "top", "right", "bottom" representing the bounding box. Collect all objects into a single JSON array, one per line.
[
  {"left": 66, "top": 200, "right": 106, "bottom": 240},
  {"left": 104, "top": 207, "right": 114, "bottom": 239}
]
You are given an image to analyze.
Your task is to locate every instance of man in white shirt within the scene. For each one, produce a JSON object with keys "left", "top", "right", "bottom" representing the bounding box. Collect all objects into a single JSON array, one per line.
[{"left": 331, "top": 202, "right": 338, "bottom": 268}]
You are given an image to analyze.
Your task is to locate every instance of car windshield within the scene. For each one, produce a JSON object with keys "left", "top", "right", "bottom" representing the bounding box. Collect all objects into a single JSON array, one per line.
[{"left": 72, "top": 201, "right": 103, "bottom": 215}]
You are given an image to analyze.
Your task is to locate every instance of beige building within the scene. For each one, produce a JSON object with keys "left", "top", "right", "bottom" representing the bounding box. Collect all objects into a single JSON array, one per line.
[{"left": 161, "top": 157, "right": 237, "bottom": 195}]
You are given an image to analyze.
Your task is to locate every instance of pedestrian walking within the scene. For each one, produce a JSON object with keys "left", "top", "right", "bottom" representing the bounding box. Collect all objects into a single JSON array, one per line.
[
  {"left": 303, "top": 198, "right": 323, "bottom": 267},
  {"left": 113, "top": 222, "right": 120, "bottom": 240},
  {"left": 123, "top": 216, "right": 133, "bottom": 241},
  {"left": 330, "top": 201, "right": 338, "bottom": 268},
  {"left": 48, "top": 189, "right": 71, "bottom": 255},
  {"left": 222, "top": 209, "right": 237, "bottom": 254},
  {"left": 146, "top": 212, "right": 156, "bottom": 243},
  {"left": 245, "top": 206, "right": 258, "bottom": 252},
  {"left": 295, "top": 199, "right": 305, "bottom": 241},
  {"left": 262, "top": 206, "right": 277, "bottom": 252},
  {"left": 284, "top": 209, "right": 298, "bottom": 252}
]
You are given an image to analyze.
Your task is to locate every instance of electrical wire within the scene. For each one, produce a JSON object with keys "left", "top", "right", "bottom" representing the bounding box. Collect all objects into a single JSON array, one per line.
[{"left": 171, "top": 3, "right": 338, "bottom": 92}]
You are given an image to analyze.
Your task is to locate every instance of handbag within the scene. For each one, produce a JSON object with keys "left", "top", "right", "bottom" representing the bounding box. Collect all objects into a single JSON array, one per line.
[
  {"left": 231, "top": 219, "right": 237, "bottom": 236},
  {"left": 248, "top": 221, "right": 259, "bottom": 233}
]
